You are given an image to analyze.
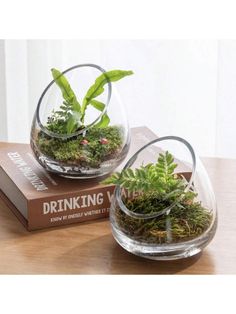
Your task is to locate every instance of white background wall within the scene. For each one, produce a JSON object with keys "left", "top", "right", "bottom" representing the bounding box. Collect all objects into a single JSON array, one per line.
[{"left": 0, "top": 39, "right": 235, "bottom": 158}]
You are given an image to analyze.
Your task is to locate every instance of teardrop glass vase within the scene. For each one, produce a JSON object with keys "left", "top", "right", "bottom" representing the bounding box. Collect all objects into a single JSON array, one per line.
[
  {"left": 30, "top": 64, "right": 130, "bottom": 179},
  {"left": 110, "top": 136, "right": 217, "bottom": 260}
]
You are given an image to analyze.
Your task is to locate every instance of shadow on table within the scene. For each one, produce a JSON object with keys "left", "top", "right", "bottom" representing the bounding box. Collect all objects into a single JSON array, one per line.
[{"left": 56, "top": 233, "right": 215, "bottom": 274}]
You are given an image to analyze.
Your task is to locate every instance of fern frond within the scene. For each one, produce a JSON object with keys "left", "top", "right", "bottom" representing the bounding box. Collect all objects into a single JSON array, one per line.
[
  {"left": 102, "top": 151, "right": 188, "bottom": 196},
  {"left": 102, "top": 172, "right": 121, "bottom": 185}
]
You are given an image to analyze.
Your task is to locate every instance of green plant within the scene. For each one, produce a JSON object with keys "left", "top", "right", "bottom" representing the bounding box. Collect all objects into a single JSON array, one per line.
[
  {"left": 103, "top": 151, "right": 212, "bottom": 243},
  {"left": 47, "top": 68, "right": 133, "bottom": 134},
  {"left": 104, "top": 151, "right": 186, "bottom": 199}
]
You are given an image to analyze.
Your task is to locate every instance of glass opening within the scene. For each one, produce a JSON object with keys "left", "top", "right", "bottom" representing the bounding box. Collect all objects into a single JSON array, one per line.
[
  {"left": 36, "top": 63, "right": 112, "bottom": 139},
  {"left": 115, "top": 136, "right": 196, "bottom": 219}
]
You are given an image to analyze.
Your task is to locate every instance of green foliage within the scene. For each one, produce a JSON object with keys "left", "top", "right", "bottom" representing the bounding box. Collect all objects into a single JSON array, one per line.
[
  {"left": 49, "top": 69, "right": 82, "bottom": 134},
  {"left": 81, "top": 70, "right": 133, "bottom": 122},
  {"left": 46, "top": 68, "right": 133, "bottom": 134},
  {"left": 90, "top": 99, "right": 110, "bottom": 128},
  {"left": 103, "top": 151, "right": 185, "bottom": 197},
  {"left": 51, "top": 68, "right": 81, "bottom": 112}
]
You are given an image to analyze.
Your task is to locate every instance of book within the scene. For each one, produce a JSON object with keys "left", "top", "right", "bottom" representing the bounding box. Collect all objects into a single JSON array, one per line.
[{"left": 0, "top": 127, "right": 158, "bottom": 231}]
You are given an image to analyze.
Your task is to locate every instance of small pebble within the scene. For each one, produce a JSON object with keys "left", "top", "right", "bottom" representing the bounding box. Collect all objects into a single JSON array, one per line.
[
  {"left": 100, "top": 138, "right": 109, "bottom": 145},
  {"left": 80, "top": 139, "right": 89, "bottom": 145}
]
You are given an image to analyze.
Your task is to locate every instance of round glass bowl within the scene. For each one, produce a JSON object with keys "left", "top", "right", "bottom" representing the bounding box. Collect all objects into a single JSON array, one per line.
[
  {"left": 30, "top": 64, "right": 130, "bottom": 178},
  {"left": 110, "top": 136, "right": 217, "bottom": 260}
]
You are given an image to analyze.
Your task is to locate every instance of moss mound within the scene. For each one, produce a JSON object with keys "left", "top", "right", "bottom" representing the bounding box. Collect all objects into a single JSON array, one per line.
[
  {"left": 116, "top": 192, "right": 212, "bottom": 244},
  {"left": 37, "top": 125, "right": 123, "bottom": 168}
]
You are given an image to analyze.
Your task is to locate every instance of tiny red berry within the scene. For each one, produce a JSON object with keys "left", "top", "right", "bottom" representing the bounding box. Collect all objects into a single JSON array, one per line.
[
  {"left": 100, "top": 138, "right": 108, "bottom": 145},
  {"left": 80, "top": 139, "right": 89, "bottom": 145}
]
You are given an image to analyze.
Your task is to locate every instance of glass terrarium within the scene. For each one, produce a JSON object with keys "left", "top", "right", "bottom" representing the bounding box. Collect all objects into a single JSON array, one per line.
[
  {"left": 30, "top": 64, "right": 132, "bottom": 178},
  {"left": 105, "top": 136, "right": 217, "bottom": 260}
]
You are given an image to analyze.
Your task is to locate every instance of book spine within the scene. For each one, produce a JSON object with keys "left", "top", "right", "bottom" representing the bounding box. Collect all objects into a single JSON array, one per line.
[{"left": 27, "top": 185, "right": 115, "bottom": 230}]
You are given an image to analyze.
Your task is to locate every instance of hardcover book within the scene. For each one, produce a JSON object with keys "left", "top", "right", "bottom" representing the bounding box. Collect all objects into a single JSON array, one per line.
[{"left": 0, "top": 127, "right": 157, "bottom": 231}]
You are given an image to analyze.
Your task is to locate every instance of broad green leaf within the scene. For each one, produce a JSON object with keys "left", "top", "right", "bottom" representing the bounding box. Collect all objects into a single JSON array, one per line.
[
  {"left": 90, "top": 99, "right": 110, "bottom": 128},
  {"left": 90, "top": 99, "right": 105, "bottom": 111},
  {"left": 81, "top": 69, "right": 133, "bottom": 118},
  {"left": 51, "top": 68, "right": 81, "bottom": 112},
  {"left": 66, "top": 111, "right": 81, "bottom": 134},
  {"left": 66, "top": 116, "right": 77, "bottom": 134},
  {"left": 95, "top": 114, "right": 110, "bottom": 128}
]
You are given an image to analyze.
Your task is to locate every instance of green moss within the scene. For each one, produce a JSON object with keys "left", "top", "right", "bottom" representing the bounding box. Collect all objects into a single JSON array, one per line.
[
  {"left": 37, "top": 125, "right": 123, "bottom": 168},
  {"left": 116, "top": 192, "right": 212, "bottom": 244}
]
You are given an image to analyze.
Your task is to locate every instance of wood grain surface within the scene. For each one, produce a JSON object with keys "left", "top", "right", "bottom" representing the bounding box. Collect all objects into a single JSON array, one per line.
[{"left": 0, "top": 157, "right": 235, "bottom": 274}]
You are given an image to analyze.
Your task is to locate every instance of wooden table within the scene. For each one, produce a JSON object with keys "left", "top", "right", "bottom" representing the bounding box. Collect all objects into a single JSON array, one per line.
[{"left": 0, "top": 157, "right": 235, "bottom": 274}]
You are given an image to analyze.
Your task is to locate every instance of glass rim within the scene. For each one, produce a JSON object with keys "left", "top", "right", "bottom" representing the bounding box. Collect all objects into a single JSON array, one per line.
[
  {"left": 36, "top": 63, "right": 112, "bottom": 139},
  {"left": 114, "top": 135, "right": 196, "bottom": 219}
]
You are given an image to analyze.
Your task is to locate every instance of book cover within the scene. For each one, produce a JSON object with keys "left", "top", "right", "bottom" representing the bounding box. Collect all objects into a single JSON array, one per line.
[{"left": 0, "top": 126, "right": 158, "bottom": 230}]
